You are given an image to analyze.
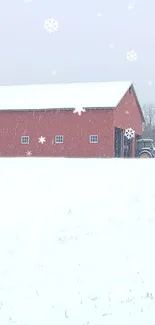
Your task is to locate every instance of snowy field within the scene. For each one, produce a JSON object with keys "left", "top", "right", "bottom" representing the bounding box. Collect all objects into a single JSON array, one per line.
[{"left": 0, "top": 158, "right": 155, "bottom": 325}]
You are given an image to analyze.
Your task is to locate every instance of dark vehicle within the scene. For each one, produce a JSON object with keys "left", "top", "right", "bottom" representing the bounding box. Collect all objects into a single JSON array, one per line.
[{"left": 136, "top": 139, "right": 155, "bottom": 158}]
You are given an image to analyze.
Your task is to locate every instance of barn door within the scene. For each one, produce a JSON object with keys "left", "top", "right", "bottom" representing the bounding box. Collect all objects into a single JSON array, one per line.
[
  {"left": 124, "top": 137, "right": 132, "bottom": 157},
  {"left": 115, "top": 128, "right": 123, "bottom": 157}
]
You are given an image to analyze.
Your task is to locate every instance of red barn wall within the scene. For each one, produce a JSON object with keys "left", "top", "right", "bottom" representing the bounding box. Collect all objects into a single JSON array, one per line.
[
  {"left": 113, "top": 87, "right": 143, "bottom": 134},
  {"left": 113, "top": 87, "right": 143, "bottom": 157},
  {"left": 0, "top": 109, "right": 114, "bottom": 157}
]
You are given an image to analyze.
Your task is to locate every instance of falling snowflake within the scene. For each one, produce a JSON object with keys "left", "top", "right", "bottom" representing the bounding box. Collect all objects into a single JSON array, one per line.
[
  {"left": 52, "top": 70, "right": 57, "bottom": 75},
  {"left": 124, "top": 128, "right": 135, "bottom": 139},
  {"left": 73, "top": 106, "right": 86, "bottom": 116},
  {"left": 128, "top": 3, "right": 134, "bottom": 10},
  {"left": 38, "top": 136, "right": 46, "bottom": 144},
  {"left": 44, "top": 18, "right": 59, "bottom": 33},
  {"left": 24, "top": 0, "right": 32, "bottom": 3},
  {"left": 126, "top": 50, "right": 137, "bottom": 62},
  {"left": 97, "top": 13, "right": 102, "bottom": 17},
  {"left": 109, "top": 43, "right": 114, "bottom": 49},
  {"left": 26, "top": 150, "right": 32, "bottom": 157},
  {"left": 148, "top": 81, "right": 152, "bottom": 86}
]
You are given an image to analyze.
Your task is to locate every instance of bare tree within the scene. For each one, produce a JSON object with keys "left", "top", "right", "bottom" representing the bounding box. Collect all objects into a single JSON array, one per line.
[
  {"left": 142, "top": 103, "right": 155, "bottom": 141},
  {"left": 143, "top": 103, "right": 155, "bottom": 127}
]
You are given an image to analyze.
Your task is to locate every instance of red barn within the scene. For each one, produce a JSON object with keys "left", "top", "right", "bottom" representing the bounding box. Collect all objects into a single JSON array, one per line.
[{"left": 0, "top": 81, "right": 144, "bottom": 158}]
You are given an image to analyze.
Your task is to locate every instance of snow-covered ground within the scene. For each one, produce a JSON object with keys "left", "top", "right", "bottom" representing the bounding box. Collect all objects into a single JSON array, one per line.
[{"left": 0, "top": 158, "right": 155, "bottom": 325}]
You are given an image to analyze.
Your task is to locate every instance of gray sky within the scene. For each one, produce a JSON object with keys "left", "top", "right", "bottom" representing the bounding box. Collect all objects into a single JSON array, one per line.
[{"left": 0, "top": 0, "right": 154, "bottom": 106}]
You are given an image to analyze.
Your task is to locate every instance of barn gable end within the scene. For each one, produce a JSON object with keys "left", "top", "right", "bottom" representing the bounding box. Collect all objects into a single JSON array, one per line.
[{"left": 113, "top": 85, "right": 144, "bottom": 135}]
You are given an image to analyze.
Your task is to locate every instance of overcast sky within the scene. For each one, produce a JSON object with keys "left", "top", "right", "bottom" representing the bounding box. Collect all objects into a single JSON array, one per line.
[{"left": 0, "top": 0, "right": 154, "bottom": 106}]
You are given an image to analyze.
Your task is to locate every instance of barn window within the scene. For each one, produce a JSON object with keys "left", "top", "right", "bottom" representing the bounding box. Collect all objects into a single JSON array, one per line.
[
  {"left": 55, "top": 135, "right": 64, "bottom": 143},
  {"left": 89, "top": 135, "right": 98, "bottom": 143},
  {"left": 21, "top": 136, "right": 30, "bottom": 144}
]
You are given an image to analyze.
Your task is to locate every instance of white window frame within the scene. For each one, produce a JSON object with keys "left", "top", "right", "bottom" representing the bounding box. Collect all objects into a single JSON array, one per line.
[
  {"left": 55, "top": 135, "right": 64, "bottom": 144},
  {"left": 89, "top": 135, "right": 98, "bottom": 143},
  {"left": 21, "top": 136, "right": 30, "bottom": 144}
]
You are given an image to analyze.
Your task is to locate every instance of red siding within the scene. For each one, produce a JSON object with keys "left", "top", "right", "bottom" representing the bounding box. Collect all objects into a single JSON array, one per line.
[
  {"left": 113, "top": 87, "right": 143, "bottom": 157},
  {"left": 0, "top": 86, "right": 143, "bottom": 158},
  {"left": 114, "top": 87, "right": 143, "bottom": 134},
  {"left": 0, "top": 109, "right": 114, "bottom": 157}
]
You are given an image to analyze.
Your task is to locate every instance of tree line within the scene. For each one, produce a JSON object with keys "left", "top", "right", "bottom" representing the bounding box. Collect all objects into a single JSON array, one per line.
[{"left": 142, "top": 104, "right": 155, "bottom": 141}]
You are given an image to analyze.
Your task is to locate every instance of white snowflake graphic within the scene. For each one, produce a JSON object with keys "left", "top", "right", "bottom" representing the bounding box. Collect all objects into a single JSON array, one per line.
[
  {"left": 124, "top": 128, "right": 135, "bottom": 139},
  {"left": 73, "top": 106, "right": 86, "bottom": 116},
  {"left": 148, "top": 80, "right": 152, "bottom": 86},
  {"left": 44, "top": 18, "right": 59, "bottom": 34},
  {"left": 26, "top": 150, "right": 32, "bottom": 157},
  {"left": 126, "top": 50, "right": 137, "bottom": 62},
  {"left": 97, "top": 13, "right": 102, "bottom": 17},
  {"left": 128, "top": 3, "right": 134, "bottom": 10},
  {"left": 24, "top": 0, "right": 32, "bottom": 3},
  {"left": 38, "top": 136, "right": 46, "bottom": 144}
]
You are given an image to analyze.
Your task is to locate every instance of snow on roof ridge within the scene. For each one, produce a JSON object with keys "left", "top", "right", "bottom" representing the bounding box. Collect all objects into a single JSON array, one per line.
[
  {"left": 0, "top": 80, "right": 132, "bottom": 87},
  {"left": 0, "top": 81, "right": 132, "bottom": 110}
]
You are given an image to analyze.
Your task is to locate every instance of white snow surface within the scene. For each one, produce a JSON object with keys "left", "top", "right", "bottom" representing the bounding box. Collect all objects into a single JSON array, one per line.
[
  {"left": 0, "top": 157, "right": 155, "bottom": 325},
  {"left": 0, "top": 81, "right": 132, "bottom": 110}
]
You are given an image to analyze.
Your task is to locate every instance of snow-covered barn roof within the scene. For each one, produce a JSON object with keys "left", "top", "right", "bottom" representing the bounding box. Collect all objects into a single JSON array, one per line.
[{"left": 0, "top": 81, "right": 132, "bottom": 111}]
